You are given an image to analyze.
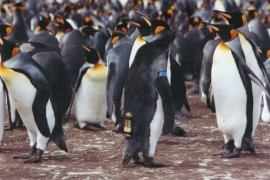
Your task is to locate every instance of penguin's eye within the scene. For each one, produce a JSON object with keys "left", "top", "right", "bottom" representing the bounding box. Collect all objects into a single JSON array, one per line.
[{"left": 154, "top": 26, "right": 165, "bottom": 35}]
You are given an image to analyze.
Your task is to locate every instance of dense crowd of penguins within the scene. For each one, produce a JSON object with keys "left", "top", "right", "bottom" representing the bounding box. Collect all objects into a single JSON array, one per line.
[{"left": 0, "top": 0, "right": 270, "bottom": 167}]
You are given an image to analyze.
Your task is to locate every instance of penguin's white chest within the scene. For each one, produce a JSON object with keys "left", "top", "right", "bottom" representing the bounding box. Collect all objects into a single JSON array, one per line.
[
  {"left": 74, "top": 68, "right": 107, "bottom": 126},
  {"left": 1, "top": 71, "right": 38, "bottom": 133},
  {"left": 212, "top": 44, "right": 247, "bottom": 135},
  {"left": 129, "top": 37, "right": 146, "bottom": 68}
]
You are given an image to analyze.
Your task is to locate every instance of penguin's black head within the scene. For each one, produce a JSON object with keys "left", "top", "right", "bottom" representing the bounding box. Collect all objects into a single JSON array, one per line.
[
  {"left": 247, "top": 9, "right": 259, "bottom": 21},
  {"left": 0, "top": 24, "right": 12, "bottom": 37},
  {"left": 115, "top": 19, "right": 129, "bottom": 34},
  {"left": 151, "top": 19, "right": 171, "bottom": 36},
  {"left": 83, "top": 15, "right": 94, "bottom": 26},
  {"left": 82, "top": 45, "right": 100, "bottom": 64},
  {"left": 12, "top": 2, "right": 25, "bottom": 12},
  {"left": 111, "top": 31, "right": 128, "bottom": 45},
  {"left": 205, "top": 23, "right": 238, "bottom": 42},
  {"left": 79, "top": 25, "right": 98, "bottom": 37},
  {"left": 128, "top": 18, "right": 152, "bottom": 37},
  {"left": 36, "top": 20, "right": 50, "bottom": 31},
  {"left": 212, "top": 10, "right": 247, "bottom": 28},
  {"left": 0, "top": 37, "right": 19, "bottom": 61}
]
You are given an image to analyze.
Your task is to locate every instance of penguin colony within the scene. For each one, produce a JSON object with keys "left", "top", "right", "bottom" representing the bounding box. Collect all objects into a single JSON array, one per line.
[{"left": 0, "top": 0, "right": 270, "bottom": 167}]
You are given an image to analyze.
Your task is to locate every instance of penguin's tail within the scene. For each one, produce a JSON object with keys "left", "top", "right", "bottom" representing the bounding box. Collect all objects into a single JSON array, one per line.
[{"left": 50, "top": 135, "right": 68, "bottom": 152}]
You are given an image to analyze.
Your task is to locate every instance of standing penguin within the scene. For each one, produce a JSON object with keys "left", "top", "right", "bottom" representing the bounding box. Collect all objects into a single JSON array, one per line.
[
  {"left": 0, "top": 41, "right": 68, "bottom": 163},
  {"left": 7, "top": 2, "right": 32, "bottom": 43},
  {"left": 120, "top": 19, "right": 174, "bottom": 167},
  {"left": 213, "top": 10, "right": 270, "bottom": 151},
  {"left": 70, "top": 46, "right": 107, "bottom": 130},
  {"left": 61, "top": 25, "right": 97, "bottom": 87},
  {"left": 207, "top": 23, "right": 269, "bottom": 158},
  {"left": 127, "top": 15, "right": 152, "bottom": 68},
  {"left": 106, "top": 31, "right": 132, "bottom": 125}
]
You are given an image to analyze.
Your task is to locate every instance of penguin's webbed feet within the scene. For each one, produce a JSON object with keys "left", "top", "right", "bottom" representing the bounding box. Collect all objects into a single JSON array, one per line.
[
  {"left": 83, "top": 124, "right": 107, "bottom": 131},
  {"left": 214, "top": 140, "right": 241, "bottom": 158},
  {"left": 135, "top": 157, "right": 166, "bottom": 168},
  {"left": 242, "top": 137, "right": 255, "bottom": 154},
  {"left": 13, "top": 145, "right": 37, "bottom": 159},
  {"left": 24, "top": 148, "right": 43, "bottom": 163},
  {"left": 171, "top": 124, "right": 186, "bottom": 136}
]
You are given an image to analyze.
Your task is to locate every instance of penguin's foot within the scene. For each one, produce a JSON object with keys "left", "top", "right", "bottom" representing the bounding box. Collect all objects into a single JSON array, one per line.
[
  {"left": 171, "top": 125, "right": 186, "bottom": 136},
  {"left": 113, "top": 126, "right": 124, "bottom": 133},
  {"left": 191, "top": 84, "right": 199, "bottom": 93},
  {"left": 83, "top": 124, "right": 107, "bottom": 131},
  {"left": 13, "top": 146, "right": 37, "bottom": 159},
  {"left": 242, "top": 137, "right": 255, "bottom": 154},
  {"left": 122, "top": 154, "right": 132, "bottom": 167},
  {"left": 213, "top": 140, "right": 234, "bottom": 157},
  {"left": 24, "top": 148, "right": 43, "bottom": 163},
  {"left": 220, "top": 148, "right": 241, "bottom": 158},
  {"left": 174, "top": 111, "right": 184, "bottom": 120},
  {"left": 135, "top": 157, "right": 166, "bottom": 168},
  {"left": 13, "top": 153, "right": 33, "bottom": 159}
]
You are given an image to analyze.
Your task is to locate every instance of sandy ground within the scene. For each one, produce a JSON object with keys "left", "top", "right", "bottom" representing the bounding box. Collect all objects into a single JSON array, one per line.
[{"left": 0, "top": 82, "right": 270, "bottom": 179}]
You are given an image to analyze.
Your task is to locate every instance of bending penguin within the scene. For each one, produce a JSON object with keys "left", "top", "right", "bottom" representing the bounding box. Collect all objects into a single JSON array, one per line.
[
  {"left": 0, "top": 38, "right": 68, "bottom": 163},
  {"left": 206, "top": 23, "right": 270, "bottom": 158},
  {"left": 120, "top": 19, "right": 174, "bottom": 167},
  {"left": 69, "top": 46, "right": 107, "bottom": 130}
]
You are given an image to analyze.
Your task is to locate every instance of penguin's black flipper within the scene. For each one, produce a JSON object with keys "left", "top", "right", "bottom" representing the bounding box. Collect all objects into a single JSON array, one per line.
[
  {"left": 106, "top": 63, "right": 116, "bottom": 119},
  {"left": 239, "top": 59, "right": 270, "bottom": 98},
  {"left": 170, "top": 55, "right": 190, "bottom": 115},
  {"left": 155, "top": 75, "right": 174, "bottom": 135},
  {"left": 66, "top": 63, "right": 90, "bottom": 121}
]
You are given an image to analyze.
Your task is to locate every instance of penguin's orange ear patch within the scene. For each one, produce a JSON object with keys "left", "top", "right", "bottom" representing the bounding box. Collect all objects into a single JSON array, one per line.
[
  {"left": 6, "top": 27, "right": 12, "bottom": 36},
  {"left": 36, "top": 26, "right": 41, "bottom": 31},
  {"left": 267, "top": 50, "right": 270, "bottom": 60},
  {"left": 11, "top": 47, "right": 19, "bottom": 57},
  {"left": 112, "top": 36, "right": 119, "bottom": 45},
  {"left": 121, "top": 27, "right": 128, "bottom": 34},
  {"left": 0, "top": 37, "right": 3, "bottom": 45},
  {"left": 154, "top": 26, "right": 165, "bottom": 35}
]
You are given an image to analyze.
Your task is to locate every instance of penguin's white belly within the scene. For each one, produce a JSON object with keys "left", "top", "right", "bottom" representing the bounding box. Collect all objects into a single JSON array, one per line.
[
  {"left": 212, "top": 47, "right": 247, "bottom": 136},
  {"left": 3, "top": 72, "right": 39, "bottom": 134},
  {"left": 74, "top": 73, "right": 107, "bottom": 126},
  {"left": 213, "top": 0, "right": 225, "bottom": 11},
  {"left": 148, "top": 94, "right": 164, "bottom": 157},
  {"left": 129, "top": 39, "right": 146, "bottom": 68},
  {"left": 239, "top": 34, "right": 263, "bottom": 135}
]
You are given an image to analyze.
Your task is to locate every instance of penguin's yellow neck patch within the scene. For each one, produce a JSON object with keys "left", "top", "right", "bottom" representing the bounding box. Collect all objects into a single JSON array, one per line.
[
  {"left": 87, "top": 63, "right": 107, "bottom": 81},
  {"left": 0, "top": 62, "right": 14, "bottom": 78},
  {"left": 137, "top": 35, "right": 145, "bottom": 43}
]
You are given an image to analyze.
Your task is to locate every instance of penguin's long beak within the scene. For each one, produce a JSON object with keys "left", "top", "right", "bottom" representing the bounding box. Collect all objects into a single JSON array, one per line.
[
  {"left": 128, "top": 20, "right": 141, "bottom": 28},
  {"left": 212, "top": 10, "right": 232, "bottom": 19}
]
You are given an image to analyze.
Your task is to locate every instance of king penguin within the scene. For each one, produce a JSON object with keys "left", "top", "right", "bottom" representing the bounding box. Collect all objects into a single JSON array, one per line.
[
  {"left": 0, "top": 39, "right": 68, "bottom": 163},
  {"left": 207, "top": 23, "right": 269, "bottom": 158},
  {"left": 213, "top": 10, "right": 270, "bottom": 152},
  {"left": 70, "top": 46, "right": 107, "bottom": 130},
  {"left": 120, "top": 19, "right": 174, "bottom": 167},
  {"left": 106, "top": 31, "right": 132, "bottom": 126}
]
